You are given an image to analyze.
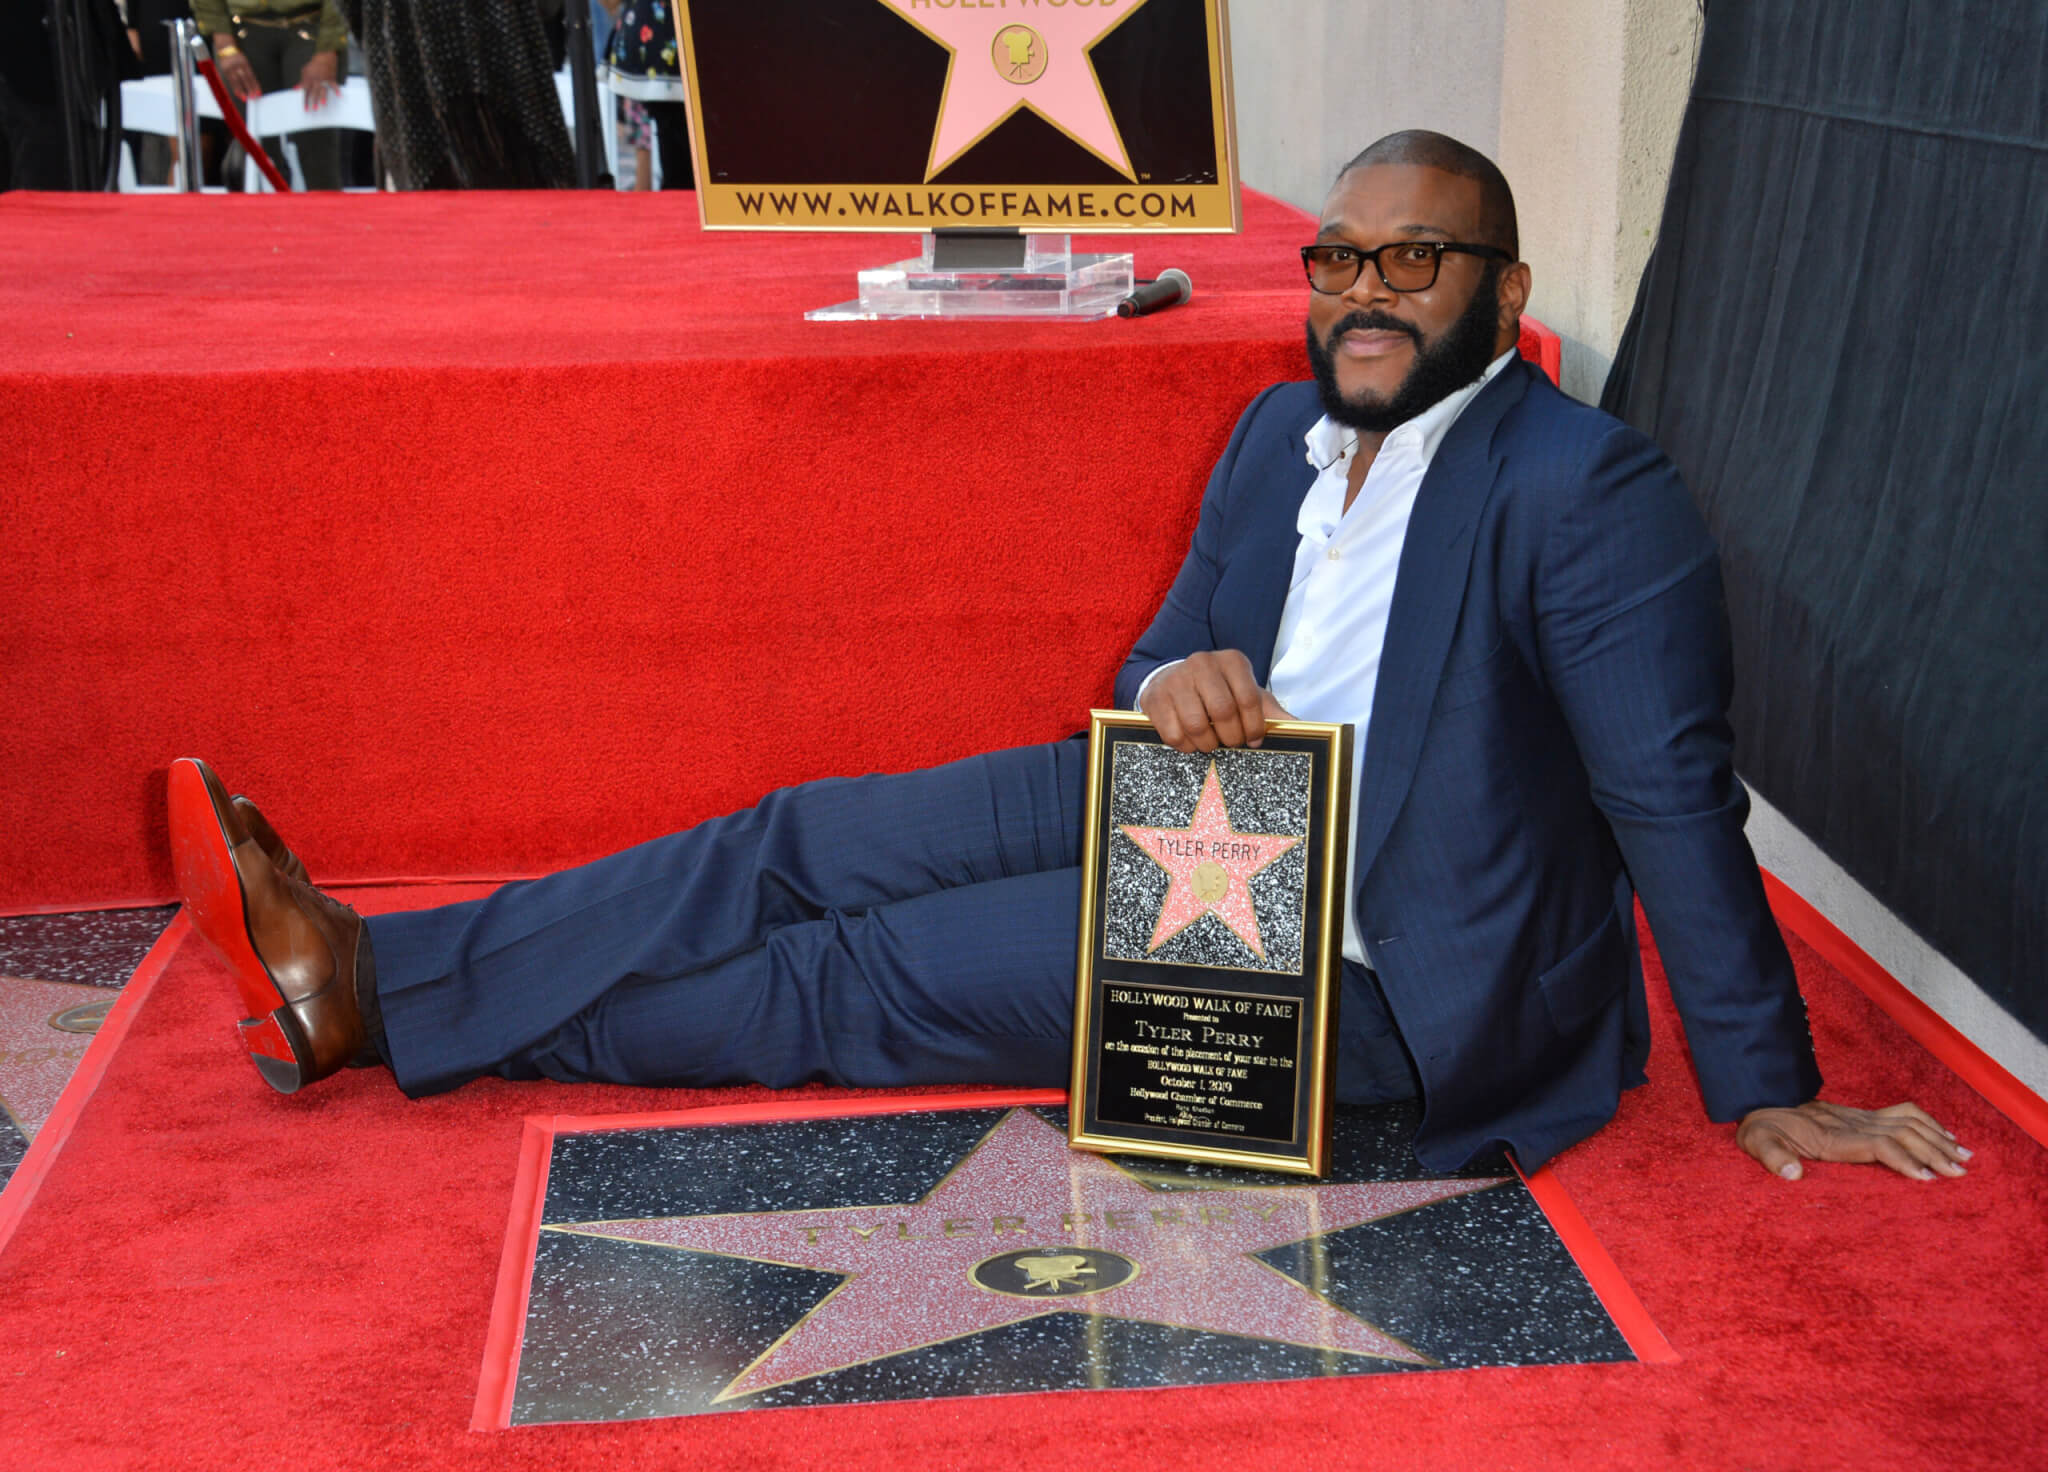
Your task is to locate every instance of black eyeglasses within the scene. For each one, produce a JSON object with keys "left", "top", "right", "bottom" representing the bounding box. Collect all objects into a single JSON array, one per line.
[{"left": 1300, "top": 240, "right": 1513, "bottom": 294}]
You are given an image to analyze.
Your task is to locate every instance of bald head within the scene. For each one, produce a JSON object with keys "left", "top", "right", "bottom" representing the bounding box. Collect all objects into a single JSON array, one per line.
[{"left": 1337, "top": 131, "right": 1518, "bottom": 260}]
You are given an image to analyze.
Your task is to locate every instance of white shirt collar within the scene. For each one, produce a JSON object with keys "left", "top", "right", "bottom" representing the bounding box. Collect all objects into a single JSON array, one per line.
[{"left": 1303, "top": 347, "right": 1519, "bottom": 471}]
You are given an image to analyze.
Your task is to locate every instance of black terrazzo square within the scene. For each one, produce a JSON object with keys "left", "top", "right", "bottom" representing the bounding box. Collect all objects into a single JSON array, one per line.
[
  {"left": 0, "top": 906, "right": 177, "bottom": 989},
  {"left": 499, "top": 1101, "right": 1640, "bottom": 1425}
]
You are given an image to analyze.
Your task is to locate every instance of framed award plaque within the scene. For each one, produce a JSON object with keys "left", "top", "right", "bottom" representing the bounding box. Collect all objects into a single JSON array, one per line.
[{"left": 1068, "top": 710, "right": 1352, "bottom": 1177}]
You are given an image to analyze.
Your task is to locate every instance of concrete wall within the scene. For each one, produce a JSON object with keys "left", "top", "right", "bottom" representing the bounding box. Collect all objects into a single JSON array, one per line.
[
  {"left": 1498, "top": 0, "right": 1700, "bottom": 400},
  {"left": 1230, "top": 0, "right": 1698, "bottom": 401},
  {"left": 1227, "top": 0, "right": 2048, "bottom": 1097},
  {"left": 1228, "top": 1, "right": 1506, "bottom": 221}
]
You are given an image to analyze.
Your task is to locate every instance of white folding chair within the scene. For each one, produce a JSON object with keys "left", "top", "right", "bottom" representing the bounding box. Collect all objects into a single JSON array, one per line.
[
  {"left": 241, "top": 78, "right": 375, "bottom": 191},
  {"left": 118, "top": 74, "right": 225, "bottom": 191}
]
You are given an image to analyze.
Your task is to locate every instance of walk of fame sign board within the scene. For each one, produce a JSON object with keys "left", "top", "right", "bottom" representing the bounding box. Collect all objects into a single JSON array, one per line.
[
  {"left": 1069, "top": 712, "right": 1352, "bottom": 1176},
  {"left": 474, "top": 1093, "right": 1663, "bottom": 1428},
  {"left": 676, "top": 0, "right": 1240, "bottom": 230}
]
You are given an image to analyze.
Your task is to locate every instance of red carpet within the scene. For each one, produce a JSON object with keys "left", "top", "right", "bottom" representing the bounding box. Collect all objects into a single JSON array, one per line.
[
  {"left": 0, "top": 189, "right": 1321, "bottom": 911},
  {"left": 0, "top": 188, "right": 1562, "bottom": 914},
  {"left": 0, "top": 886, "right": 2040, "bottom": 1470}
]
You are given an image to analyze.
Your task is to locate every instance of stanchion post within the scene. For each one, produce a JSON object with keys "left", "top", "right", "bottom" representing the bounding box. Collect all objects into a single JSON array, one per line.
[{"left": 166, "top": 18, "right": 204, "bottom": 192}]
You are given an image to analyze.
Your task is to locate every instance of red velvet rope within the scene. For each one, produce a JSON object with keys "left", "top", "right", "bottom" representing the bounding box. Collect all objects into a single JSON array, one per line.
[{"left": 193, "top": 57, "right": 294, "bottom": 192}]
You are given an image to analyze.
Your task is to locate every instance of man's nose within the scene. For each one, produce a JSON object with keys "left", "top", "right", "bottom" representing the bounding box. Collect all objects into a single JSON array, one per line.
[{"left": 1338, "top": 255, "right": 1396, "bottom": 311}]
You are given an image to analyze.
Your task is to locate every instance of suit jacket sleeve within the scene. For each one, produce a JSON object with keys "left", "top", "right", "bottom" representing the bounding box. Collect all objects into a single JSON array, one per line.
[
  {"left": 1533, "top": 420, "right": 1823, "bottom": 1121},
  {"left": 1113, "top": 384, "right": 1291, "bottom": 710}
]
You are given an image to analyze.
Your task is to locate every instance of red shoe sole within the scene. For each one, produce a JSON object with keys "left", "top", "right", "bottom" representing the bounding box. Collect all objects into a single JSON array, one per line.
[{"left": 167, "top": 758, "right": 310, "bottom": 1093}]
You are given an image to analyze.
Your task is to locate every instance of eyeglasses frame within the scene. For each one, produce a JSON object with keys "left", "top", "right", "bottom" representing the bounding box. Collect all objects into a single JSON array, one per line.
[{"left": 1299, "top": 240, "right": 1515, "bottom": 295}]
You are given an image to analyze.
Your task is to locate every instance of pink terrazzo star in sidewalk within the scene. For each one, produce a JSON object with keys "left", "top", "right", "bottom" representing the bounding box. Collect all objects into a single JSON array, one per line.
[
  {"left": 877, "top": 0, "right": 1146, "bottom": 179},
  {"left": 1120, "top": 760, "right": 1302, "bottom": 960},
  {"left": 0, "top": 976, "right": 112, "bottom": 1142},
  {"left": 553, "top": 1108, "right": 1503, "bottom": 1399}
]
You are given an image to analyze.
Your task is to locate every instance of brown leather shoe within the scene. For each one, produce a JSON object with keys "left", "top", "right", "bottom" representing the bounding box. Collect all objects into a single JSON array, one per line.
[
  {"left": 168, "top": 757, "right": 367, "bottom": 1094},
  {"left": 231, "top": 795, "right": 309, "bottom": 885}
]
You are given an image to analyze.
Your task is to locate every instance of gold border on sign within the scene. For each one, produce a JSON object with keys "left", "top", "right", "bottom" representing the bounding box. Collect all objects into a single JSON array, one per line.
[
  {"left": 678, "top": 0, "right": 1241, "bottom": 233},
  {"left": 1068, "top": 710, "right": 1351, "bottom": 1178}
]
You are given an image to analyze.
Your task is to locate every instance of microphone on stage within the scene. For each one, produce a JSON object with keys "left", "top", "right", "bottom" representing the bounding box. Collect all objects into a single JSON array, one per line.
[{"left": 1117, "top": 268, "right": 1192, "bottom": 318}]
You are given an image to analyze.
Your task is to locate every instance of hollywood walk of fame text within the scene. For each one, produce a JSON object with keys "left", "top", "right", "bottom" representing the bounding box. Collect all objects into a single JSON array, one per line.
[{"left": 1094, "top": 983, "right": 1300, "bottom": 1142}]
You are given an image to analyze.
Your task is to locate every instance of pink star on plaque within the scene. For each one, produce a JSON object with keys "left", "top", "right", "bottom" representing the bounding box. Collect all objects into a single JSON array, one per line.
[
  {"left": 875, "top": 0, "right": 1145, "bottom": 180},
  {"left": 1120, "top": 761, "right": 1302, "bottom": 961},
  {"left": 553, "top": 1109, "right": 1503, "bottom": 1399}
]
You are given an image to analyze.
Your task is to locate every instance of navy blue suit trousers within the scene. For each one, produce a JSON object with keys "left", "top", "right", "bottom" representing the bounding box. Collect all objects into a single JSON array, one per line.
[{"left": 365, "top": 738, "right": 1421, "bottom": 1105}]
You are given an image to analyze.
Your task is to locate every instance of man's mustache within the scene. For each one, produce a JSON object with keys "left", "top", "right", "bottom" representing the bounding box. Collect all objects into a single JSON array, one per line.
[{"left": 1323, "top": 311, "right": 1421, "bottom": 352}]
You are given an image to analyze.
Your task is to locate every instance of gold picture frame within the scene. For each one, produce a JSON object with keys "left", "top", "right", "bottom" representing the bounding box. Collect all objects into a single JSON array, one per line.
[{"left": 1068, "top": 710, "right": 1352, "bottom": 1177}]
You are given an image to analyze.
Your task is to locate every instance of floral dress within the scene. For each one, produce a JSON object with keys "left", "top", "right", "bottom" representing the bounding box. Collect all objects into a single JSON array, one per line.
[{"left": 605, "top": 0, "right": 686, "bottom": 103}]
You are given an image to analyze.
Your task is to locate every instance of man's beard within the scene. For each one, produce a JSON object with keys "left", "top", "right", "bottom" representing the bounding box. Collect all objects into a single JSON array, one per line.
[{"left": 1306, "top": 264, "right": 1503, "bottom": 433}]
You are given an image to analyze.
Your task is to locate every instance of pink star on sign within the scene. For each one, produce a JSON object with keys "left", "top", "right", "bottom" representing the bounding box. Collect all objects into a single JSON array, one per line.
[
  {"left": 553, "top": 1109, "right": 1503, "bottom": 1398},
  {"left": 1121, "top": 761, "right": 1302, "bottom": 961},
  {"left": 876, "top": 0, "right": 1145, "bottom": 180}
]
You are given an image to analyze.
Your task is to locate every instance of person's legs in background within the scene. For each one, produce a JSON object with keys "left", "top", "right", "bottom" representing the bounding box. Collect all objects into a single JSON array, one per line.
[
  {"left": 620, "top": 96, "right": 651, "bottom": 190},
  {"left": 272, "top": 25, "right": 343, "bottom": 189},
  {"left": 641, "top": 97, "right": 690, "bottom": 190}
]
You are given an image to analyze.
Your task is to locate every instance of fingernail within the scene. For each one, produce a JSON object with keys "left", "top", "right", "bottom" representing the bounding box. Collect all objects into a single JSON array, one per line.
[
  {"left": 1918, "top": 1169, "right": 1936, "bottom": 1180},
  {"left": 1957, "top": 1146, "right": 1973, "bottom": 1159},
  {"left": 1779, "top": 1163, "right": 1800, "bottom": 1180}
]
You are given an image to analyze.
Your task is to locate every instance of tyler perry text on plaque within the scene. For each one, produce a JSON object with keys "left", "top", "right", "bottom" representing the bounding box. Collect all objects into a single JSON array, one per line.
[{"left": 1069, "top": 710, "right": 1352, "bottom": 1177}]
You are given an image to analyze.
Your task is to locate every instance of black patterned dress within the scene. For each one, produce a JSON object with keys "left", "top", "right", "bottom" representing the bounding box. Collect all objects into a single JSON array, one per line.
[
  {"left": 604, "top": 0, "right": 691, "bottom": 188},
  {"left": 342, "top": 0, "right": 576, "bottom": 189}
]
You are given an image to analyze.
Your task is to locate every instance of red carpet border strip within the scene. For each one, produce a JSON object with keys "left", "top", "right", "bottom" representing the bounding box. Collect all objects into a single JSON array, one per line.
[
  {"left": 1512, "top": 1160, "right": 1677, "bottom": 1364},
  {"left": 474, "top": 1118, "right": 555, "bottom": 1432}
]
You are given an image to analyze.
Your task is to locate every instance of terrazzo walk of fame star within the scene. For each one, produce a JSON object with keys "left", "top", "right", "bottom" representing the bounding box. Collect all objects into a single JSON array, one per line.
[
  {"left": 0, "top": 905, "right": 176, "bottom": 1188},
  {"left": 493, "top": 1101, "right": 1641, "bottom": 1425}
]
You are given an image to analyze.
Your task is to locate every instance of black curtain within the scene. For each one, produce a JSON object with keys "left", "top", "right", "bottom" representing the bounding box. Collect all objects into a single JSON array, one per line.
[{"left": 1603, "top": 0, "right": 2048, "bottom": 1043}]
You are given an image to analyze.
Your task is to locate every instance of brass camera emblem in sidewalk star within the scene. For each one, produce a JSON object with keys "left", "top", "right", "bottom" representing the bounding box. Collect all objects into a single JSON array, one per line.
[{"left": 972, "top": 1246, "right": 1138, "bottom": 1298}]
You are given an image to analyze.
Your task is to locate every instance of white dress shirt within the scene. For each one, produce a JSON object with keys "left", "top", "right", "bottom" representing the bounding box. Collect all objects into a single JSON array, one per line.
[
  {"left": 1272, "top": 348, "right": 1514, "bottom": 964},
  {"left": 1139, "top": 347, "right": 1517, "bottom": 968}
]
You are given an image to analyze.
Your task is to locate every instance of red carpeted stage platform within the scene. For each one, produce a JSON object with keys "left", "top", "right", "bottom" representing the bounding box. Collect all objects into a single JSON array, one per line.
[
  {"left": 3, "top": 190, "right": 2045, "bottom": 1471},
  {"left": 0, "top": 189, "right": 1320, "bottom": 911}
]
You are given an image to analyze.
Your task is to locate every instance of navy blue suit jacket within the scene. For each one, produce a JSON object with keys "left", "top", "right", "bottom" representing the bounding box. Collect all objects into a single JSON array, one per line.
[{"left": 1115, "top": 360, "right": 1823, "bottom": 1170}]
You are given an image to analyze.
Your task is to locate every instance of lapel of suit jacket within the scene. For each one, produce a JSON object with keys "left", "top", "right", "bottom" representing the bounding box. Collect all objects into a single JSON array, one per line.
[
  {"left": 1352, "top": 361, "right": 1531, "bottom": 886},
  {"left": 1239, "top": 394, "right": 1328, "bottom": 687}
]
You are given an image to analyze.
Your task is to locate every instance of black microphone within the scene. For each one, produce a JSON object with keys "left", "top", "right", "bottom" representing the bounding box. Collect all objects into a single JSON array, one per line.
[{"left": 1117, "top": 268, "right": 1191, "bottom": 318}]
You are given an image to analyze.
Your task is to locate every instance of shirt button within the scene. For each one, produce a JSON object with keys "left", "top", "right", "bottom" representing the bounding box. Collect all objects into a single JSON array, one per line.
[{"left": 1326, "top": 546, "right": 1342, "bottom": 561}]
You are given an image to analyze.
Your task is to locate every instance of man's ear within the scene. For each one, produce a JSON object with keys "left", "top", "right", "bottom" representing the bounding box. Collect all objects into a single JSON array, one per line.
[{"left": 1498, "top": 261, "right": 1532, "bottom": 339}]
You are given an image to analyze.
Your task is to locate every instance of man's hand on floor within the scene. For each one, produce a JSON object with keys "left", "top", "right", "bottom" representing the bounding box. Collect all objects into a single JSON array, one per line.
[
  {"left": 1140, "top": 650, "right": 1292, "bottom": 753},
  {"left": 1737, "top": 1099, "right": 1969, "bottom": 1181}
]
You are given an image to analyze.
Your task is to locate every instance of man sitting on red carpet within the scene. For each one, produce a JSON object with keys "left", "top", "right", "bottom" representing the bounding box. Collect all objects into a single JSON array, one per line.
[{"left": 166, "top": 131, "right": 1966, "bottom": 1183}]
